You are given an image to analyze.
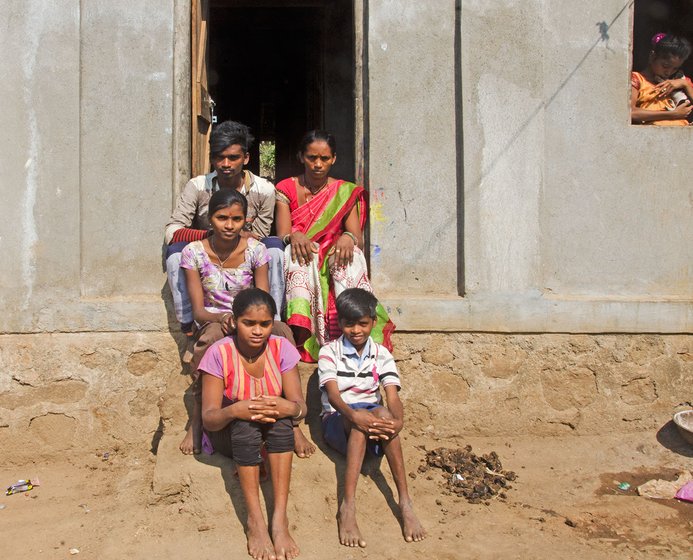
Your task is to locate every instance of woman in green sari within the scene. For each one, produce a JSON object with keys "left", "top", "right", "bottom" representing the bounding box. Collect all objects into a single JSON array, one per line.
[{"left": 275, "top": 130, "right": 394, "bottom": 362}]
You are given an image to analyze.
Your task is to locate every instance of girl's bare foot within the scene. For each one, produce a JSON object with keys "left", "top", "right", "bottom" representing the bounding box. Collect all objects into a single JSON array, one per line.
[
  {"left": 271, "top": 516, "right": 300, "bottom": 560},
  {"left": 247, "top": 515, "right": 276, "bottom": 560},
  {"left": 179, "top": 426, "right": 200, "bottom": 455},
  {"left": 400, "top": 499, "right": 427, "bottom": 542},
  {"left": 337, "top": 500, "right": 366, "bottom": 547},
  {"left": 293, "top": 427, "right": 315, "bottom": 458}
]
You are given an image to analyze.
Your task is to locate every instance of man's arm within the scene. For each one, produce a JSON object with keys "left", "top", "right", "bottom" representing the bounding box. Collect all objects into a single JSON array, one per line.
[
  {"left": 247, "top": 178, "right": 275, "bottom": 239},
  {"left": 164, "top": 179, "right": 202, "bottom": 244}
]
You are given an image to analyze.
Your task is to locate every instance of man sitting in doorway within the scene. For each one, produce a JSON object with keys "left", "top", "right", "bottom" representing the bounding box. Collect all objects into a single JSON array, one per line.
[{"left": 164, "top": 120, "right": 281, "bottom": 339}]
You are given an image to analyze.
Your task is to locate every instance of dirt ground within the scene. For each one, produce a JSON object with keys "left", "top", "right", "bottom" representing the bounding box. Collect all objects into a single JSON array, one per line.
[{"left": 2, "top": 366, "right": 692, "bottom": 560}]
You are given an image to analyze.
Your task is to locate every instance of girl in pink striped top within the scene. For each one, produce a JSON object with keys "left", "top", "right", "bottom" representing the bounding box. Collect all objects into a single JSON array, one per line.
[{"left": 199, "top": 288, "right": 305, "bottom": 560}]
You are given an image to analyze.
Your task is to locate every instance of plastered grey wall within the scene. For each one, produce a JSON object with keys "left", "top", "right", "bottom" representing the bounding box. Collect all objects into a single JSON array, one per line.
[
  {"left": 0, "top": 1, "right": 689, "bottom": 334},
  {"left": 0, "top": 1, "right": 178, "bottom": 333},
  {"left": 367, "top": 0, "right": 692, "bottom": 332}
]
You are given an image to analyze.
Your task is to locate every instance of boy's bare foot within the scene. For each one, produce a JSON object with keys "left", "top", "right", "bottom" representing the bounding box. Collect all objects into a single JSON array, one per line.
[
  {"left": 293, "top": 427, "right": 315, "bottom": 458},
  {"left": 271, "top": 518, "right": 300, "bottom": 560},
  {"left": 179, "top": 426, "right": 200, "bottom": 455},
  {"left": 337, "top": 500, "right": 366, "bottom": 547},
  {"left": 400, "top": 499, "right": 427, "bottom": 542},
  {"left": 247, "top": 516, "right": 276, "bottom": 560}
]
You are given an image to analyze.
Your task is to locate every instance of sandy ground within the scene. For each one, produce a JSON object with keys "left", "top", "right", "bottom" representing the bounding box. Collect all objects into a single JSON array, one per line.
[{"left": 2, "top": 367, "right": 692, "bottom": 560}]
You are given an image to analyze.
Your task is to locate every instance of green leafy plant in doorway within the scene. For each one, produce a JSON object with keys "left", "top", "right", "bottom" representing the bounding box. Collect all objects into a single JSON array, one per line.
[{"left": 259, "top": 140, "right": 276, "bottom": 181}]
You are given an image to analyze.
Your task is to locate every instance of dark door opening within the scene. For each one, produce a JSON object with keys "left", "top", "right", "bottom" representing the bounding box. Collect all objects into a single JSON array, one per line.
[
  {"left": 633, "top": 0, "right": 693, "bottom": 77},
  {"left": 207, "top": 0, "right": 356, "bottom": 183}
]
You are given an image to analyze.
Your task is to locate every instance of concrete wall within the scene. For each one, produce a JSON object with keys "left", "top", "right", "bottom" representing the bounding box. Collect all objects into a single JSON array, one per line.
[
  {"left": 0, "top": 0, "right": 689, "bottom": 335},
  {"left": 367, "top": 0, "right": 692, "bottom": 332},
  {"left": 0, "top": 1, "right": 691, "bottom": 454},
  {"left": 0, "top": 0, "right": 182, "bottom": 334}
]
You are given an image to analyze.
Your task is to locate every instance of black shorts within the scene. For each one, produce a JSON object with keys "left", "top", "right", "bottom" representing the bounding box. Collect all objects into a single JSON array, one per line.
[{"left": 207, "top": 417, "right": 294, "bottom": 466}]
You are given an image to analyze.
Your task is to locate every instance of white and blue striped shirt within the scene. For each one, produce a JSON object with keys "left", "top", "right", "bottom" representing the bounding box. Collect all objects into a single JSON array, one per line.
[{"left": 317, "top": 335, "right": 400, "bottom": 415}]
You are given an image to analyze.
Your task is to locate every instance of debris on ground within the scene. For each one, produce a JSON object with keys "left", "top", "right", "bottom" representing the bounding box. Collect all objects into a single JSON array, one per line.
[
  {"left": 675, "top": 481, "right": 693, "bottom": 502},
  {"left": 420, "top": 446, "right": 517, "bottom": 504},
  {"left": 5, "top": 479, "right": 40, "bottom": 496},
  {"left": 637, "top": 471, "right": 692, "bottom": 499},
  {"left": 616, "top": 482, "right": 631, "bottom": 491}
]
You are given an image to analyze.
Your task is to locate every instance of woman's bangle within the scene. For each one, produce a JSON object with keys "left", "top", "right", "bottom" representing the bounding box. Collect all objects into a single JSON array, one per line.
[
  {"left": 282, "top": 233, "right": 291, "bottom": 244},
  {"left": 292, "top": 402, "right": 303, "bottom": 420},
  {"left": 341, "top": 231, "right": 357, "bottom": 245},
  {"left": 219, "top": 313, "right": 231, "bottom": 324}
]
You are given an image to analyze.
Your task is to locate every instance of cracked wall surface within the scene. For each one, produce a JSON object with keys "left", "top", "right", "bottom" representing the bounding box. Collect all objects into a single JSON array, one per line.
[
  {"left": 2, "top": 332, "right": 690, "bottom": 463},
  {"left": 393, "top": 333, "right": 692, "bottom": 438},
  {"left": 0, "top": 333, "right": 182, "bottom": 464}
]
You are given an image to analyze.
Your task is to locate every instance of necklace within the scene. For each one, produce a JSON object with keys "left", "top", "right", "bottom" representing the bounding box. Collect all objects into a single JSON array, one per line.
[
  {"left": 238, "top": 346, "right": 265, "bottom": 364},
  {"left": 302, "top": 174, "right": 329, "bottom": 196},
  {"left": 209, "top": 236, "right": 237, "bottom": 269}
]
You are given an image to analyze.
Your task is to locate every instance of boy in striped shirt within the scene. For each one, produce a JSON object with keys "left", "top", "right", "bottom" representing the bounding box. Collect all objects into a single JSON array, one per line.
[{"left": 318, "top": 288, "right": 426, "bottom": 548}]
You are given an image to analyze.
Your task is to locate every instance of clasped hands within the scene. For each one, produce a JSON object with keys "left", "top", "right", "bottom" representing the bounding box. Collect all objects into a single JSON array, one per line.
[
  {"left": 233, "top": 395, "right": 299, "bottom": 423},
  {"left": 349, "top": 409, "right": 402, "bottom": 441},
  {"left": 289, "top": 231, "right": 355, "bottom": 268}
]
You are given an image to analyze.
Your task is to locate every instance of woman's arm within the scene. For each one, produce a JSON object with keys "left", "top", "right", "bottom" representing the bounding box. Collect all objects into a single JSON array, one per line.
[
  {"left": 276, "top": 199, "right": 317, "bottom": 265},
  {"left": 682, "top": 77, "right": 693, "bottom": 101},
  {"left": 253, "top": 262, "right": 269, "bottom": 293},
  {"left": 281, "top": 366, "right": 307, "bottom": 419},
  {"left": 658, "top": 77, "right": 693, "bottom": 98},
  {"left": 343, "top": 204, "right": 363, "bottom": 247},
  {"left": 184, "top": 267, "right": 231, "bottom": 326},
  {"left": 201, "top": 374, "right": 235, "bottom": 431},
  {"left": 275, "top": 199, "right": 292, "bottom": 239},
  {"left": 333, "top": 204, "right": 363, "bottom": 267}
]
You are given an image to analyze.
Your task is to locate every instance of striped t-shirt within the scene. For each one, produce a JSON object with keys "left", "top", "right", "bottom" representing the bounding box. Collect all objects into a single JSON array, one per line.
[
  {"left": 198, "top": 335, "right": 300, "bottom": 402},
  {"left": 317, "top": 335, "right": 400, "bottom": 415}
]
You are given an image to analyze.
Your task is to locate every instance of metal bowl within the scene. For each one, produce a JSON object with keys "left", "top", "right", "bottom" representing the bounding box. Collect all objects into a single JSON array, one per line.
[{"left": 673, "top": 410, "right": 693, "bottom": 446}]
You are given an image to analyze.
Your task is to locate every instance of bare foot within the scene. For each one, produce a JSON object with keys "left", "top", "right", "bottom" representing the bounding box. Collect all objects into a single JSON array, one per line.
[
  {"left": 247, "top": 516, "right": 276, "bottom": 560},
  {"left": 293, "top": 427, "right": 316, "bottom": 458},
  {"left": 400, "top": 499, "right": 427, "bottom": 542},
  {"left": 272, "top": 517, "right": 300, "bottom": 560},
  {"left": 337, "top": 500, "right": 366, "bottom": 547},
  {"left": 179, "top": 426, "right": 200, "bottom": 455}
]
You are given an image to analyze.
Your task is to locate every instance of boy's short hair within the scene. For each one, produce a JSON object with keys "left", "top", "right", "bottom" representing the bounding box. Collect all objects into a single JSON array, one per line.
[{"left": 336, "top": 288, "right": 378, "bottom": 321}]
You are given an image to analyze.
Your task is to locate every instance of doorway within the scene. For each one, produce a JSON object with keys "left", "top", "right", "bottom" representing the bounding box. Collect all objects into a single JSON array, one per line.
[{"left": 195, "top": 0, "right": 356, "bottom": 183}]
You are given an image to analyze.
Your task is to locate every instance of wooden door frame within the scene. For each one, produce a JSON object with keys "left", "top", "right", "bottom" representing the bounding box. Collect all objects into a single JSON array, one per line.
[
  {"left": 191, "top": 0, "right": 212, "bottom": 177},
  {"left": 184, "top": 0, "right": 367, "bottom": 183}
]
